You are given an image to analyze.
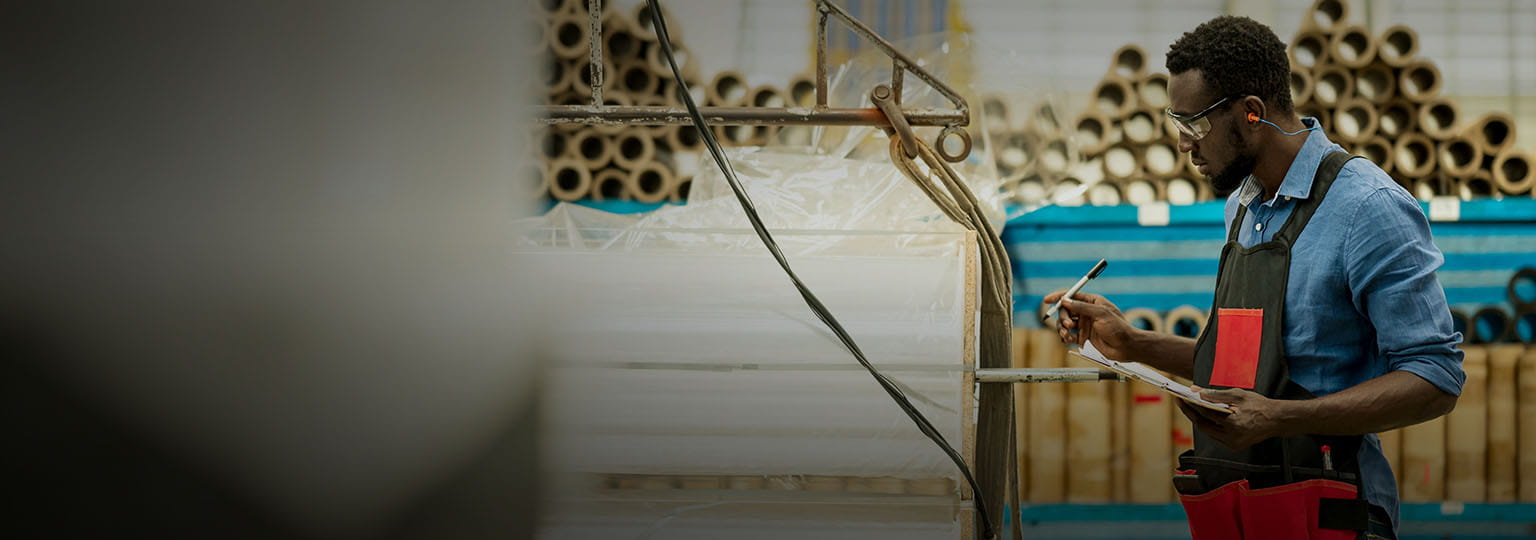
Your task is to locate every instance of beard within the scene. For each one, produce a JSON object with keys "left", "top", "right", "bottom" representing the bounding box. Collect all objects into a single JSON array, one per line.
[{"left": 1206, "top": 122, "right": 1257, "bottom": 196}]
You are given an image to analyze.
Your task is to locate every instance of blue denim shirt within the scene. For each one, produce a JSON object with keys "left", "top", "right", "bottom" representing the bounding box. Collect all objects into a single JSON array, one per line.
[{"left": 1222, "top": 118, "right": 1466, "bottom": 529}]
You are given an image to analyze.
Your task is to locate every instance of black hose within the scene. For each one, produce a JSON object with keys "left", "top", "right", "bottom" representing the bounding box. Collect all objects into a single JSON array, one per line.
[{"left": 642, "top": 3, "right": 995, "bottom": 538}]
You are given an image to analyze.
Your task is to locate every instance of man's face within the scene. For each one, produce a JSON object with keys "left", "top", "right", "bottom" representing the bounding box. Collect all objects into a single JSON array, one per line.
[{"left": 1167, "top": 69, "right": 1256, "bottom": 195}]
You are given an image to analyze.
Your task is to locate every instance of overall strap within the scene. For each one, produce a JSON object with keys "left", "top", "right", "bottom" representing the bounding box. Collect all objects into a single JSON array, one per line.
[
  {"left": 1273, "top": 151, "right": 1357, "bottom": 246},
  {"left": 1227, "top": 204, "right": 1248, "bottom": 243}
]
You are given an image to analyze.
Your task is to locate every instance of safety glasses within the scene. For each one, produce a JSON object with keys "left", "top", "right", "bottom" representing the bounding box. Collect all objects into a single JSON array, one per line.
[{"left": 1165, "top": 95, "right": 1241, "bottom": 140}]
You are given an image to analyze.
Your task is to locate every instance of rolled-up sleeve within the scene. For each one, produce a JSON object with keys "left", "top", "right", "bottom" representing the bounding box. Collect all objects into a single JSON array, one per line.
[{"left": 1344, "top": 187, "right": 1465, "bottom": 395}]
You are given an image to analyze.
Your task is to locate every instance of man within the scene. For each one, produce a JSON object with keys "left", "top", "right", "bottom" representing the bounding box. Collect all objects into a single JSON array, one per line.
[{"left": 1042, "top": 16, "right": 1464, "bottom": 540}]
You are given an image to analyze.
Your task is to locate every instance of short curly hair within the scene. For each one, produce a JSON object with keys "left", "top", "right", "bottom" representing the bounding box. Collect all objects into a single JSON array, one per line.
[{"left": 1166, "top": 16, "right": 1292, "bottom": 113}]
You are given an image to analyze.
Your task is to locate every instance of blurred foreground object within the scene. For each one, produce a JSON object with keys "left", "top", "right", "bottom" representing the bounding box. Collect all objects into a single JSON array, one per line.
[{"left": 1, "top": 2, "right": 545, "bottom": 538}]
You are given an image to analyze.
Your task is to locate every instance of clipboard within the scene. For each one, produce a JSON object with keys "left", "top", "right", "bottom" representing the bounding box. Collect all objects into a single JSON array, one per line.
[{"left": 1071, "top": 340, "right": 1232, "bottom": 414}]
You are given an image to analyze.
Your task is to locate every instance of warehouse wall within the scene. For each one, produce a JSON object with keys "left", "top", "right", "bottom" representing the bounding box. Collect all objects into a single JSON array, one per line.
[{"left": 965, "top": 0, "right": 1223, "bottom": 97}]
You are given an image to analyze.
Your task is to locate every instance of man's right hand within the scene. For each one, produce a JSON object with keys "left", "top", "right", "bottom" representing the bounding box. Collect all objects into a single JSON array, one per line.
[{"left": 1039, "top": 291, "right": 1141, "bottom": 361}]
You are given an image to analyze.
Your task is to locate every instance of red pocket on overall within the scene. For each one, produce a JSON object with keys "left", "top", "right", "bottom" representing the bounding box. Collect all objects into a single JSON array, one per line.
[
  {"left": 1211, "top": 308, "right": 1263, "bottom": 389},
  {"left": 1178, "top": 479, "right": 1246, "bottom": 540},
  {"left": 1237, "top": 479, "right": 1360, "bottom": 540}
]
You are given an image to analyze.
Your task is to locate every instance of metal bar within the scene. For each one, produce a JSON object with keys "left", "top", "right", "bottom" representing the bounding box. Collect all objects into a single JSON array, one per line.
[
  {"left": 815, "top": 8, "right": 829, "bottom": 108},
  {"left": 973, "top": 368, "right": 1124, "bottom": 384},
  {"left": 539, "top": 105, "right": 965, "bottom": 126},
  {"left": 587, "top": 0, "right": 604, "bottom": 106},
  {"left": 813, "top": 0, "right": 967, "bottom": 126}
]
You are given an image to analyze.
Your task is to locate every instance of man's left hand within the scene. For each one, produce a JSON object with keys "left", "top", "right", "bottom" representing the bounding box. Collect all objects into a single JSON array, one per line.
[{"left": 1177, "top": 386, "right": 1299, "bottom": 450}]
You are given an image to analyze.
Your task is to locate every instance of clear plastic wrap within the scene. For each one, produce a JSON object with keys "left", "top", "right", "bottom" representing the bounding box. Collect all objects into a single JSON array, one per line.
[
  {"left": 963, "top": 33, "right": 1096, "bottom": 217},
  {"left": 517, "top": 145, "right": 995, "bottom": 257},
  {"left": 521, "top": 156, "right": 978, "bottom": 473},
  {"left": 759, "top": 31, "right": 1009, "bottom": 230},
  {"left": 518, "top": 30, "right": 1021, "bottom": 540},
  {"left": 521, "top": 126, "right": 988, "bottom": 539}
]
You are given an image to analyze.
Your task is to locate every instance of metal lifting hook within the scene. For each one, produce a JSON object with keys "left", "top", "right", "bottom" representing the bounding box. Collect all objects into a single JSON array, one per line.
[{"left": 872, "top": 84, "right": 974, "bottom": 163}]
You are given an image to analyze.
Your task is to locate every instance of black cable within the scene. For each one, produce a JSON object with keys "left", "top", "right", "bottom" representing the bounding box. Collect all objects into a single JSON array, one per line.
[{"left": 643, "top": 3, "right": 995, "bottom": 538}]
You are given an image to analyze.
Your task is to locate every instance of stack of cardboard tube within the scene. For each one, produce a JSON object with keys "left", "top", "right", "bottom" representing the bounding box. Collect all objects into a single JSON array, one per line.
[
  {"left": 1285, "top": 0, "right": 1532, "bottom": 201},
  {"left": 1011, "top": 306, "right": 1202, "bottom": 504},
  {"left": 979, "top": 94, "right": 1079, "bottom": 206},
  {"left": 539, "top": 0, "right": 818, "bottom": 204},
  {"left": 983, "top": 44, "right": 1212, "bottom": 208},
  {"left": 1397, "top": 268, "right": 1536, "bottom": 502},
  {"left": 1388, "top": 341, "right": 1536, "bottom": 504},
  {"left": 1004, "top": 0, "right": 1534, "bottom": 209}
]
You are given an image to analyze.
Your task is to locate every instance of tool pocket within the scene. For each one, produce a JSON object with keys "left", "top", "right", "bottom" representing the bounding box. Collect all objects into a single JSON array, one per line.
[
  {"left": 1176, "top": 450, "right": 1368, "bottom": 540},
  {"left": 1212, "top": 307, "right": 1263, "bottom": 389},
  {"left": 1176, "top": 474, "right": 1247, "bottom": 540},
  {"left": 1180, "top": 477, "right": 1365, "bottom": 540},
  {"left": 1238, "top": 478, "right": 1364, "bottom": 540}
]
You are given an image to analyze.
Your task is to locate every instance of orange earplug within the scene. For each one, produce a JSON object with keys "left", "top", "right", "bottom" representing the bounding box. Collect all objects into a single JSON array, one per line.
[{"left": 1252, "top": 113, "right": 1319, "bottom": 136}]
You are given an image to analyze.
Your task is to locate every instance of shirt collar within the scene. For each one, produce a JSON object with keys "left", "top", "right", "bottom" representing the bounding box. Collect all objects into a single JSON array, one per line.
[{"left": 1236, "top": 117, "right": 1341, "bottom": 207}]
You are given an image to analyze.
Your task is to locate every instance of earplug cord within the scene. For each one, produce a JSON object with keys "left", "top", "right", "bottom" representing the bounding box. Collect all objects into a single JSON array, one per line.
[{"left": 1248, "top": 112, "right": 1320, "bottom": 137}]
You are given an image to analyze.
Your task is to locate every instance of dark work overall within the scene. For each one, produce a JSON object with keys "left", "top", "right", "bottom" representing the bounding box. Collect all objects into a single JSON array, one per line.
[{"left": 1175, "top": 151, "right": 1371, "bottom": 540}]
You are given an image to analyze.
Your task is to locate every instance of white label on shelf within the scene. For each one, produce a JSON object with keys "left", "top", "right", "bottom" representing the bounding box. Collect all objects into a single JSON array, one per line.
[
  {"left": 1428, "top": 196, "right": 1460, "bottom": 222},
  {"left": 1137, "top": 202, "right": 1171, "bottom": 226},
  {"left": 1439, "top": 501, "right": 1465, "bottom": 515}
]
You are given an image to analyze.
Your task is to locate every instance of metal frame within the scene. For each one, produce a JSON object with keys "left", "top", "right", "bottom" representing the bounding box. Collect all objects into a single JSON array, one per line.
[
  {"left": 543, "top": 0, "right": 1115, "bottom": 385},
  {"left": 975, "top": 368, "right": 1122, "bottom": 384},
  {"left": 538, "top": 0, "right": 973, "bottom": 160}
]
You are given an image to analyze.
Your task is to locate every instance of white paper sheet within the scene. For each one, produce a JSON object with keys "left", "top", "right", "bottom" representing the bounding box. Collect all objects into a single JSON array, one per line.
[{"left": 1072, "top": 340, "right": 1232, "bottom": 413}]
